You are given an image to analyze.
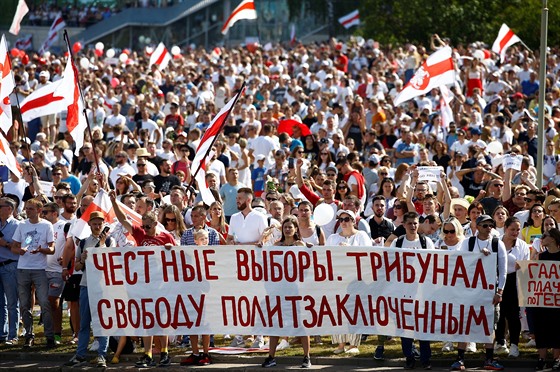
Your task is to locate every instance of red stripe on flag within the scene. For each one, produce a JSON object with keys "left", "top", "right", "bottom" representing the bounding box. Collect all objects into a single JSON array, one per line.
[
  {"left": 154, "top": 50, "right": 168, "bottom": 66},
  {"left": 222, "top": 1, "right": 256, "bottom": 33},
  {"left": 342, "top": 13, "right": 359, "bottom": 27},
  {"left": 425, "top": 57, "right": 454, "bottom": 76},
  {"left": 499, "top": 29, "right": 515, "bottom": 52},
  {"left": 197, "top": 111, "right": 228, "bottom": 152},
  {"left": 51, "top": 16, "right": 64, "bottom": 30},
  {"left": 20, "top": 92, "right": 64, "bottom": 113}
]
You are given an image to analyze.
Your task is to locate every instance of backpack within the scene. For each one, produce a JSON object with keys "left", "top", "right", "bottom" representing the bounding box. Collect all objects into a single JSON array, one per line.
[{"left": 396, "top": 234, "right": 427, "bottom": 249}]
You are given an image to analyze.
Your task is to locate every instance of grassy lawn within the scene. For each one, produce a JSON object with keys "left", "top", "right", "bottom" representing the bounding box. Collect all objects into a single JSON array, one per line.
[{"left": 1, "top": 310, "right": 539, "bottom": 361}]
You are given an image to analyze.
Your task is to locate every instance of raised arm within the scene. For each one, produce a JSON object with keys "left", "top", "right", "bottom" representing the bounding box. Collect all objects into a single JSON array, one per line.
[{"left": 109, "top": 190, "right": 133, "bottom": 234}]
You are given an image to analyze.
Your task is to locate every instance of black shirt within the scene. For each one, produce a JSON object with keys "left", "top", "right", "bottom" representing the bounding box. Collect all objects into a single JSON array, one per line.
[
  {"left": 369, "top": 217, "right": 396, "bottom": 240},
  {"left": 153, "top": 174, "right": 181, "bottom": 195}
]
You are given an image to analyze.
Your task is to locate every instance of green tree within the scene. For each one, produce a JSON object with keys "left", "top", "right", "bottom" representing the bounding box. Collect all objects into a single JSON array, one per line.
[{"left": 359, "top": 0, "right": 557, "bottom": 50}]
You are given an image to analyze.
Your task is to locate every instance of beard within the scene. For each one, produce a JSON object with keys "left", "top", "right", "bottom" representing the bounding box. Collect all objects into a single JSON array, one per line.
[
  {"left": 375, "top": 210, "right": 384, "bottom": 218},
  {"left": 238, "top": 202, "right": 247, "bottom": 210}
]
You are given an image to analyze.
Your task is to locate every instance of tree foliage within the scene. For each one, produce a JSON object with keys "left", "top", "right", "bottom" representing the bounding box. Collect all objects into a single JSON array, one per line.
[{"left": 359, "top": 0, "right": 558, "bottom": 50}]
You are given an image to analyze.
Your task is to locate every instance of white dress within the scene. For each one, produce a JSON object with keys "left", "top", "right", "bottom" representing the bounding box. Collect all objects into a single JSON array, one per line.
[{"left": 237, "top": 152, "right": 251, "bottom": 187}]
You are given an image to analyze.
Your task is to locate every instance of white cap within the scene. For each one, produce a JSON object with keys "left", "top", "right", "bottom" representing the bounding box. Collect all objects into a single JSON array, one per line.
[
  {"left": 256, "top": 154, "right": 266, "bottom": 161},
  {"left": 39, "top": 71, "right": 49, "bottom": 79}
]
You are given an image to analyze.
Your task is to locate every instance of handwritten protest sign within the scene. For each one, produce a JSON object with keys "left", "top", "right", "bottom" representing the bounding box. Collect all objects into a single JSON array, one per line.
[
  {"left": 502, "top": 154, "right": 523, "bottom": 171},
  {"left": 517, "top": 261, "right": 560, "bottom": 308},
  {"left": 39, "top": 180, "right": 53, "bottom": 198},
  {"left": 417, "top": 166, "right": 442, "bottom": 182},
  {"left": 87, "top": 246, "right": 497, "bottom": 343}
]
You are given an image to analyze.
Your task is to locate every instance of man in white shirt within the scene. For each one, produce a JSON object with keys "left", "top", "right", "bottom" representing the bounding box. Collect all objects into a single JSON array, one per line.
[
  {"left": 12, "top": 199, "right": 55, "bottom": 348},
  {"left": 103, "top": 103, "right": 126, "bottom": 141},
  {"left": 226, "top": 188, "right": 268, "bottom": 245},
  {"left": 109, "top": 150, "right": 136, "bottom": 186},
  {"left": 248, "top": 124, "right": 278, "bottom": 168}
]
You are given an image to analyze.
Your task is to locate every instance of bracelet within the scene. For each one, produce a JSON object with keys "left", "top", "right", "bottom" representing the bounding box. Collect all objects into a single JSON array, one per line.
[{"left": 496, "top": 293, "right": 502, "bottom": 297}]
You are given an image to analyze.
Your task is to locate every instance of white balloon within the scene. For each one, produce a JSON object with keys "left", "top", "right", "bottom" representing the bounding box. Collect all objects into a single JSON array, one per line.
[
  {"left": 95, "top": 42, "right": 104, "bottom": 51},
  {"left": 43, "top": 51, "right": 51, "bottom": 59},
  {"left": 486, "top": 141, "right": 503, "bottom": 155},
  {"left": 313, "top": 203, "right": 335, "bottom": 226},
  {"left": 106, "top": 49, "right": 115, "bottom": 58},
  {"left": 119, "top": 53, "right": 128, "bottom": 63},
  {"left": 145, "top": 37, "right": 151, "bottom": 44},
  {"left": 171, "top": 46, "right": 181, "bottom": 56},
  {"left": 473, "top": 49, "right": 485, "bottom": 60},
  {"left": 79, "top": 57, "right": 90, "bottom": 69},
  {"left": 138, "top": 35, "right": 145, "bottom": 43}
]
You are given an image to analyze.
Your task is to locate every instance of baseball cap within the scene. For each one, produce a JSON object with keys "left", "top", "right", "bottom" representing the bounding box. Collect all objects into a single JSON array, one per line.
[
  {"left": 476, "top": 215, "right": 494, "bottom": 225},
  {"left": 336, "top": 209, "right": 356, "bottom": 221}
]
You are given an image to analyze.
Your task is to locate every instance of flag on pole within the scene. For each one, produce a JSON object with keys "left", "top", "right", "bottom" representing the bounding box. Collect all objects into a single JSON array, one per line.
[
  {"left": 492, "top": 24, "right": 521, "bottom": 63},
  {"left": 9, "top": 0, "right": 29, "bottom": 36},
  {"left": 439, "top": 85, "right": 454, "bottom": 129},
  {"left": 14, "top": 34, "right": 32, "bottom": 50},
  {"left": 0, "top": 35, "right": 15, "bottom": 135},
  {"left": 290, "top": 24, "right": 296, "bottom": 46},
  {"left": 148, "top": 42, "right": 171, "bottom": 70},
  {"left": 0, "top": 132, "right": 22, "bottom": 177},
  {"left": 393, "top": 46, "right": 456, "bottom": 107},
  {"left": 221, "top": 0, "right": 257, "bottom": 35},
  {"left": 20, "top": 79, "right": 66, "bottom": 122},
  {"left": 54, "top": 48, "right": 87, "bottom": 155},
  {"left": 338, "top": 9, "right": 360, "bottom": 29},
  {"left": 190, "top": 87, "right": 245, "bottom": 205},
  {"left": 39, "top": 13, "right": 66, "bottom": 55}
]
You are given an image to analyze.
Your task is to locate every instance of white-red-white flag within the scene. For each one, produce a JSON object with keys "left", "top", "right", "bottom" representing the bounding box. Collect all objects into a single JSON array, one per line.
[
  {"left": 0, "top": 133, "right": 22, "bottom": 177},
  {"left": 393, "top": 46, "right": 456, "bottom": 107},
  {"left": 54, "top": 51, "right": 87, "bottom": 155},
  {"left": 195, "top": 150, "right": 216, "bottom": 206},
  {"left": 9, "top": 0, "right": 29, "bottom": 36},
  {"left": 148, "top": 42, "right": 171, "bottom": 70},
  {"left": 39, "top": 13, "right": 66, "bottom": 55},
  {"left": 338, "top": 9, "right": 360, "bottom": 29},
  {"left": 190, "top": 88, "right": 245, "bottom": 204},
  {"left": 69, "top": 189, "right": 116, "bottom": 240},
  {"left": 20, "top": 79, "right": 66, "bottom": 122},
  {"left": 290, "top": 24, "right": 296, "bottom": 46},
  {"left": 492, "top": 24, "right": 521, "bottom": 63},
  {"left": 0, "top": 35, "right": 15, "bottom": 134},
  {"left": 439, "top": 85, "right": 454, "bottom": 129},
  {"left": 221, "top": 0, "right": 257, "bottom": 35},
  {"left": 14, "top": 34, "right": 32, "bottom": 50}
]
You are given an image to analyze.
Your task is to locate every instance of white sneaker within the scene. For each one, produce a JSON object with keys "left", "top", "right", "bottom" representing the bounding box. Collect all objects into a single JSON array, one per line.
[
  {"left": 251, "top": 336, "right": 265, "bottom": 349},
  {"left": 276, "top": 339, "right": 290, "bottom": 351},
  {"left": 229, "top": 335, "right": 245, "bottom": 347},
  {"left": 526, "top": 339, "right": 536, "bottom": 347},
  {"left": 466, "top": 342, "right": 477, "bottom": 353},
  {"left": 224, "top": 334, "right": 232, "bottom": 340},
  {"left": 88, "top": 339, "right": 99, "bottom": 352},
  {"left": 345, "top": 347, "right": 360, "bottom": 354},
  {"left": 508, "top": 344, "right": 519, "bottom": 358},
  {"left": 494, "top": 342, "right": 509, "bottom": 355},
  {"left": 441, "top": 341, "right": 454, "bottom": 352}
]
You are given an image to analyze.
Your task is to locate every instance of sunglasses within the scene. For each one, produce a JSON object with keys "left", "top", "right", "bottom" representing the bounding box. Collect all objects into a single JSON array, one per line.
[
  {"left": 266, "top": 197, "right": 278, "bottom": 201},
  {"left": 493, "top": 184, "right": 504, "bottom": 188},
  {"left": 379, "top": 173, "right": 388, "bottom": 176},
  {"left": 394, "top": 205, "right": 403, "bottom": 209},
  {"left": 327, "top": 173, "right": 336, "bottom": 177},
  {"left": 137, "top": 163, "right": 146, "bottom": 167},
  {"left": 338, "top": 186, "right": 348, "bottom": 189},
  {"left": 297, "top": 151, "right": 304, "bottom": 154},
  {"left": 321, "top": 152, "right": 328, "bottom": 155},
  {"left": 142, "top": 224, "right": 153, "bottom": 230},
  {"left": 478, "top": 224, "right": 494, "bottom": 229},
  {"left": 338, "top": 217, "right": 352, "bottom": 223},
  {"left": 443, "top": 229, "right": 456, "bottom": 234},
  {"left": 165, "top": 218, "right": 177, "bottom": 223},
  {"left": 53, "top": 173, "right": 62, "bottom": 176}
]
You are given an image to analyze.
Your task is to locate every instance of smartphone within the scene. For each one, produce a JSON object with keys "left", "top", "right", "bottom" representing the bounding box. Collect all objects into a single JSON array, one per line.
[
  {"left": 102, "top": 226, "right": 110, "bottom": 235},
  {"left": 288, "top": 158, "right": 294, "bottom": 169}
]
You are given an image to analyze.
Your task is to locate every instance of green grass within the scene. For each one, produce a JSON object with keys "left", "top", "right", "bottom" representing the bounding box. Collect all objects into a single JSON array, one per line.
[{"left": 1, "top": 311, "right": 539, "bottom": 360}]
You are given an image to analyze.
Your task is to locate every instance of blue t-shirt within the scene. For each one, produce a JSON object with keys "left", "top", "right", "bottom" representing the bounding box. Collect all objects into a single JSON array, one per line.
[
  {"left": 395, "top": 143, "right": 417, "bottom": 166},
  {"left": 251, "top": 167, "right": 266, "bottom": 192}
]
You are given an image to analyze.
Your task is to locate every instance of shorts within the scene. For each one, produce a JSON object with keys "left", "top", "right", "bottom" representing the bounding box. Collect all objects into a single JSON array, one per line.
[
  {"left": 62, "top": 274, "right": 82, "bottom": 302},
  {"left": 46, "top": 271, "right": 65, "bottom": 298}
]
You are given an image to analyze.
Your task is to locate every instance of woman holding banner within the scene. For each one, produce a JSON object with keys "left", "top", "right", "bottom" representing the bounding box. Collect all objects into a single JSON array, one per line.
[
  {"left": 261, "top": 216, "right": 311, "bottom": 368},
  {"left": 326, "top": 210, "right": 370, "bottom": 355},
  {"left": 494, "top": 217, "right": 529, "bottom": 358},
  {"left": 534, "top": 228, "right": 560, "bottom": 370}
]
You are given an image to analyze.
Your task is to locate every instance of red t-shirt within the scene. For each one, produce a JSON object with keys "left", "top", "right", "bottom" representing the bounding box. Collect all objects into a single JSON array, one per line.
[{"left": 132, "top": 225, "right": 176, "bottom": 246}]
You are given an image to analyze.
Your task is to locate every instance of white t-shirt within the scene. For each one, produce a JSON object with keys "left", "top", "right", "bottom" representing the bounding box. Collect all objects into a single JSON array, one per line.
[
  {"left": 46, "top": 220, "right": 67, "bottom": 273},
  {"left": 14, "top": 219, "right": 54, "bottom": 270},
  {"left": 229, "top": 209, "right": 268, "bottom": 244},
  {"left": 326, "top": 230, "right": 371, "bottom": 246},
  {"left": 390, "top": 235, "right": 435, "bottom": 250}
]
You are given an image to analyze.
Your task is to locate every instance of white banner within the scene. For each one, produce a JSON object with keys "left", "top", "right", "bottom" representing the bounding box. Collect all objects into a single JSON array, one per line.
[
  {"left": 517, "top": 260, "right": 560, "bottom": 308},
  {"left": 87, "top": 246, "right": 497, "bottom": 343},
  {"left": 502, "top": 154, "right": 522, "bottom": 171},
  {"left": 39, "top": 180, "right": 53, "bottom": 197},
  {"left": 417, "top": 166, "right": 442, "bottom": 182}
]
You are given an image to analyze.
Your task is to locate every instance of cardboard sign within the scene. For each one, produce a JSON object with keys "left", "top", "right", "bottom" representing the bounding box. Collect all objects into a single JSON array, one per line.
[
  {"left": 503, "top": 154, "right": 523, "bottom": 171},
  {"left": 517, "top": 261, "right": 560, "bottom": 308},
  {"left": 417, "top": 166, "right": 442, "bottom": 182}
]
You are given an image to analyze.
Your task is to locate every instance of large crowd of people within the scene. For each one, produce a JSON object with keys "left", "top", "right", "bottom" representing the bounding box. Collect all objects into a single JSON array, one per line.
[{"left": 1, "top": 34, "right": 560, "bottom": 370}]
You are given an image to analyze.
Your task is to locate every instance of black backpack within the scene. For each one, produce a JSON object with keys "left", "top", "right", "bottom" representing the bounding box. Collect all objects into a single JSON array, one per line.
[
  {"left": 395, "top": 235, "right": 427, "bottom": 249},
  {"left": 467, "top": 236, "right": 499, "bottom": 253}
]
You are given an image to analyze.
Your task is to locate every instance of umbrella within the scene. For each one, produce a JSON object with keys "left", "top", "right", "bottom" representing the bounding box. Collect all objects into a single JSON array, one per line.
[{"left": 277, "top": 119, "right": 312, "bottom": 137}]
